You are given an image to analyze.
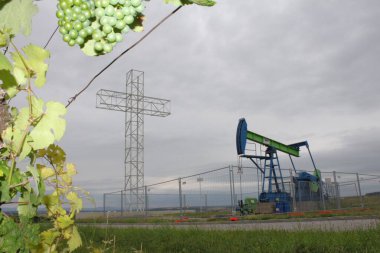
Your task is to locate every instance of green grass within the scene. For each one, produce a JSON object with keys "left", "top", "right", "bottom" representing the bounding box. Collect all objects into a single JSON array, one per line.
[{"left": 76, "top": 226, "right": 380, "bottom": 253}]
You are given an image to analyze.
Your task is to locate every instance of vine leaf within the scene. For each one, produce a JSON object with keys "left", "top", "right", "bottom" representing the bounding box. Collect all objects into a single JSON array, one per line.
[
  {"left": 0, "top": 0, "right": 38, "bottom": 36},
  {"left": 30, "top": 101, "right": 67, "bottom": 150},
  {"left": 17, "top": 192, "right": 38, "bottom": 218},
  {"left": 192, "top": 0, "right": 216, "bottom": 6},
  {"left": 67, "top": 225, "right": 82, "bottom": 252},
  {"left": 12, "top": 45, "right": 50, "bottom": 88},
  {"left": 0, "top": 180, "right": 10, "bottom": 202},
  {"left": 67, "top": 191, "right": 82, "bottom": 214},
  {"left": 56, "top": 215, "right": 74, "bottom": 229},
  {"left": 164, "top": 0, "right": 215, "bottom": 6},
  {"left": 0, "top": 70, "right": 18, "bottom": 98},
  {"left": 37, "top": 165, "right": 55, "bottom": 180},
  {"left": 164, "top": 0, "right": 193, "bottom": 6},
  {"left": 0, "top": 53, "right": 12, "bottom": 70}
]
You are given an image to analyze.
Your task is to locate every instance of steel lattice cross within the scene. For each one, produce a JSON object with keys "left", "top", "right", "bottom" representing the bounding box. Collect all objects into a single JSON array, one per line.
[{"left": 96, "top": 70, "right": 170, "bottom": 212}]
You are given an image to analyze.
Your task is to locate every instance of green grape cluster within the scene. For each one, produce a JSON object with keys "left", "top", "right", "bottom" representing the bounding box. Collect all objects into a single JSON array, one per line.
[
  {"left": 56, "top": 0, "right": 96, "bottom": 47},
  {"left": 92, "top": 0, "right": 144, "bottom": 53},
  {"left": 56, "top": 0, "right": 145, "bottom": 54}
]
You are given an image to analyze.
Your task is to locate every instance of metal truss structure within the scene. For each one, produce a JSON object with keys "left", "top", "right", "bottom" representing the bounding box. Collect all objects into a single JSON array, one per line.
[{"left": 96, "top": 70, "right": 170, "bottom": 211}]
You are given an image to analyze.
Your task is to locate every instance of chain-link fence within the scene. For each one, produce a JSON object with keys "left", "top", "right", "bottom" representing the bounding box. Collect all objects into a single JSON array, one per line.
[{"left": 103, "top": 166, "right": 380, "bottom": 216}]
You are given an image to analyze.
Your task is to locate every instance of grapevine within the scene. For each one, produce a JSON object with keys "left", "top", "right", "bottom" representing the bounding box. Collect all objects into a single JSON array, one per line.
[{"left": 0, "top": 0, "right": 215, "bottom": 251}]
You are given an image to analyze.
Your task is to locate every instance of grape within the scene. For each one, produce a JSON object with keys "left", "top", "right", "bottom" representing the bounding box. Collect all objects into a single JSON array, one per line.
[
  {"left": 115, "top": 20, "right": 126, "bottom": 30},
  {"left": 114, "top": 33, "right": 122, "bottom": 42},
  {"left": 100, "top": 16, "right": 109, "bottom": 25},
  {"left": 106, "top": 32, "right": 116, "bottom": 43},
  {"left": 92, "top": 30, "right": 103, "bottom": 41},
  {"left": 74, "top": 22, "right": 83, "bottom": 31},
  {"left": 72, "top": 13, "right": 78, "bottom": 20},
  {"left": 108, "top": 17, "right": 117, "bottom": 26},
  {"left": 73, "top": 0, "right": 81, "bottom": 6},
  {"left": 103, "top": 24, "right": 113, "bottom": 34},
  {"left": 68, "top": 39, "right": 76, "bottom": 46},
  {"left": 101, "top": 0, "right": 109, "bottom": 8},
  {"left": 78, "top": 14, "right": 86, "bottom": 22},
  {"left": 59, "top": 27, "right": 68, "bottom": 34},
  {"left": 85, "top": 26, "right": 94, "bottom": 34},
  {"left": 110, "top": 0, "right": 118, "bottom": 5},
  {"left": 95, "top": 8, "right": 105, "bottom": 17},
  {"left": 119, "top": 0, "right": 127, "bottom": 5},
  {"left": 64, "top": 22, "right": 72, "bottom": 30},
  {"left": 60, "top": 1, "right": 68, "bottom": 10},
  {"left": 64, "top": 8, "right": 73, "bottom": 16},
  {"left": 76, "top": 36, "right": 85, "bottom": 45},
  {"left": 131, "top": 0, "right": 141, "bottom": 7},
  {"left": 81, "top": 3, "right": 89, "bottom": 10},
  {"left": 115, "top": 10, "right": 124, "bottom": 20},
  {"left": 121, "top": 26, "right": 129, "bottom": 34},
  {"left": 121, "top": 7, "right": 130, "bottom": 15},
  {"left": 79, "top": 29, "right": 88, "bottom": 38},
  {"left": 129, "top": 7, "right": 136, "bottom": 17},
  {"left": 94, "top": 42, "right": 103, "bottom": 51},
  {"left": 73, "top": 6, "right": 81, "bottom": 13},
  {"left": 105, "top": 6, "right": 115, "bottom": 16},
  {"left": 69, "top": 30, "right": 78, "bottom": 39},
  {"left": 63, "top": 34, "right": 71, "bottom": 42},
  {"left": 103, "top": 43, "right": 113, "bottom": 53},
  {"left": 56, "top": 10, "right": 65, "bottom": 18},
  {"left": 135, "top": 4, "right": 144, "bottom": 13},
  {"left": 83, "top": 10, "right": 91, "bottom": 18},
  {"left": 124, "top": 15, "right": 134, "bottom": 25}
]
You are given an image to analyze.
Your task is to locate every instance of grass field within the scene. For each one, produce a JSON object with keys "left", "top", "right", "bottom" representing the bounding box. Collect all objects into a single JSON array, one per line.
[{"left": 76, "top": 225, "right": 380, "bottom": 253}]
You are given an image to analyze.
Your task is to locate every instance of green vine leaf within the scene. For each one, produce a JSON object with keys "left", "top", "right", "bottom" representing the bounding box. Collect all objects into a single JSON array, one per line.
[
  {"left": 192, "top": 0, "right": 216, "bottom": 6},
  {"left": 164, "top": 0, "right": 193, "bottom": 6},
  {"left": 17, "top": 192, "right": 38, "bottom": 218},
  {"left": 11, "top": 44, "right": 50, "bottom": 88},
  {"left": 0, "top": 180, "right": 10, "bottom": 202},
  {"left": 0, "top": 53, "right": 12, "bottom": 70},
  {"left": 164, "top": 0, "right": 215, "bottom": 6},
  {"left": 67, "top": 225, "right": 82, "bottom": 252},
  {"left": 56, "top": 215, "right": 74, "bottom": 229},
  {"left": 0, "top": 69, "right": 18, "bottom": 98},
  {"left": 0, "top": 0, "right": 38, "bottom": 36},
  {"left": 67, "top": 191, "right": 82, "bottom": 214},
  {"left": 30, "top": 101, "right": 67, "bottom": 150}
]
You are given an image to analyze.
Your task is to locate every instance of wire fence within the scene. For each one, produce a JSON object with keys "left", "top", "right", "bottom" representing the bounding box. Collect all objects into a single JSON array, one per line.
[{"left": 102, "top": 165, "right": 380, "bottom": 217}]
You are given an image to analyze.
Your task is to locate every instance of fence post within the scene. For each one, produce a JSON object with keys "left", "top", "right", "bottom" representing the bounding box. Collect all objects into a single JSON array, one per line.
[
  {"left": 229, "top": 165, "right": 234, "bottom": 214},
  {"left": 205, "top": 194, "right": 208, "bottom": 212},
  {"left": 183, "top": 194, "right": 186, "bottom": 211},
  {"left": 289, "top": 168, "right": 297, "bottom": 211},
  {"left": 120, "top": 190, "right": 123, "bottom": 216},
  {"left": 178, "top": 178, "right": 183, "bottom": 215},
  {"left": 145, "top": 186, "right": 148, "bottom": 217},
  {"left": 333, "top": 171, "right": 341, "bottom": 209},
  {"left": 103, "top": 193, "right": 106, "bottom": 216},
  {"left": 319, "top": 171, "right": 326, "bottom": 210},
  {"left": 356, "top": 173, "right": 364, "bottom": 208}
]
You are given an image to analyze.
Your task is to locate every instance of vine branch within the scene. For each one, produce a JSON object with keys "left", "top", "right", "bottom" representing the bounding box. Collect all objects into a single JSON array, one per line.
[{"left": 65, "top": 6, "right": 182, "bottom": 108}]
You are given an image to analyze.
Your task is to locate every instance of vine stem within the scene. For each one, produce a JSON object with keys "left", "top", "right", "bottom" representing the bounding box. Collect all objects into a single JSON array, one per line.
[
  {"left": 66, "top": 6, "right": 182, "bottom": 108},
  {"left": 7, "top": 41, "right": 34, "bottom": 184}
]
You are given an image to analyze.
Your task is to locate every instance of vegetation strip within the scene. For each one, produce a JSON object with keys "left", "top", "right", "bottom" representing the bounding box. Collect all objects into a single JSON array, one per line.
[{"left": 75, "top": 226, "right": 380, "bottom": 253}]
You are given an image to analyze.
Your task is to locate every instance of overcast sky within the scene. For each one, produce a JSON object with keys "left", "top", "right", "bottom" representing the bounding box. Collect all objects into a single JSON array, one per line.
[{"left": 13, "top": 0, "right": 380, "bottom": 198}]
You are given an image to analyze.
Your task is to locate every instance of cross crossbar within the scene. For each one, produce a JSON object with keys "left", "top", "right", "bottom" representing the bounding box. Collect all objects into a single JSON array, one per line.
[{"left": 96, "top": 89, "right": 170, "bottom": 117}]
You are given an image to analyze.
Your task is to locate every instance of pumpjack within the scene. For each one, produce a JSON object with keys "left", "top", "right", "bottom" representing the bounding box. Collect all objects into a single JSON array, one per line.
[{"left": 236, "top": 118, "right": 321, "bottom": 212}]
